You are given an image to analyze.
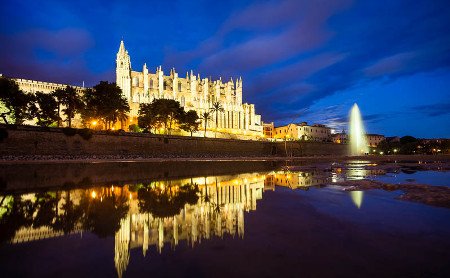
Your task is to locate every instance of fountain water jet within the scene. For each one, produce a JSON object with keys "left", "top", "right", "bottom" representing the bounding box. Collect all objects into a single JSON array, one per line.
[{"left": 349, "top": 104, "right": 368, "bottom": 156}]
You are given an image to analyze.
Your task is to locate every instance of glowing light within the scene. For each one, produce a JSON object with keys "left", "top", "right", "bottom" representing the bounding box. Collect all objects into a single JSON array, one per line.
[
  {"left": 92, "top": 120, "right": 97, "bottom": 126},
  {"left": 91, "top": 191, "right": 97, "bottom": 199},
  {"left": 349, "top": 104, "right": 368, "bottom": 156},
  {"left": 350, "top": 191, "right": 364, "bottom": 209},
  {"left": 129, "top": 193, "right": 132, "bottom": 200},
  {"left": 393, "top": 149, "right": 398, "bottom": 153},
  {"left": 380, "top": 151, "right": 384, "bottom": 155}
]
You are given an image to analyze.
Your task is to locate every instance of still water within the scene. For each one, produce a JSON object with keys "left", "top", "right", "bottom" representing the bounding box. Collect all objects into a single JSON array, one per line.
[{"left": 0, "top": 160, "right": 449, "bottom": 277}]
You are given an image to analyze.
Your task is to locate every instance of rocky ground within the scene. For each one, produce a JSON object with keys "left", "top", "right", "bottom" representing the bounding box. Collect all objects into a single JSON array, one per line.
[
  {"left": 335, "top": 179, "right": 450, "bottom": 209},
  {"left": 280, "top": 155, "right": 450, "bottom": 209}
]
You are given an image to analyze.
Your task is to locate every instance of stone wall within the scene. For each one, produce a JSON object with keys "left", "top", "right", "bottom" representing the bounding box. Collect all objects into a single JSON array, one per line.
[{"left": 0, "top": 125, "right": 347, "bottom": 158}]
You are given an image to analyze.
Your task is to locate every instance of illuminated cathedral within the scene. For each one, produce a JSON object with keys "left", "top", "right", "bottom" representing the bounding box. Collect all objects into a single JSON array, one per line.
[{"left": 116, "top": 40, "right": 263, "bottom": 137}]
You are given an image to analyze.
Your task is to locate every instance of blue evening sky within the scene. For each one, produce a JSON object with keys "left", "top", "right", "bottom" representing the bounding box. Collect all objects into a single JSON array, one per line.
[{"left": 1, "top": 0, "right": 449, "bottom": 137}]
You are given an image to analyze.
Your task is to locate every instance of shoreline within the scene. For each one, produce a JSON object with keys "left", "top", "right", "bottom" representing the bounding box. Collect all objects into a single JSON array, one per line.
[{"left": 1, "top": 154, "right": 449, "bottom": 164}]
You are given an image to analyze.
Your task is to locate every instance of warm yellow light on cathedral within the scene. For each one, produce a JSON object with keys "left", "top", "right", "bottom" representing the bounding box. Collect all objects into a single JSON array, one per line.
[{"left": 114, "top": 40, "right": 263, "bottom": 137}]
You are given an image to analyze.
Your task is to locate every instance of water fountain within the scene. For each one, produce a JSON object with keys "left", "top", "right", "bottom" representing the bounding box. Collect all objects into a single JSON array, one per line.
[{"left": 349, "top": 103, "right": 368, "bottom": 156}]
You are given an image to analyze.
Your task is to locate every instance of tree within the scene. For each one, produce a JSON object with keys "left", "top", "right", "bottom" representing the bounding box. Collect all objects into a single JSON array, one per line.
[
  {"left": 138, "top": 99, "right": 184, "bottom": 135},
  {"left": 210, "top": 102, "right": 224, "bottom": 138},
  {"left": 0, "top": 77, "right": 35, "bottom": 124},
  {"left": 82, "top": 82, "right": 130, "bottom": 130},
  {"left": 58, "top": 86, "right": 84, "bottom": 128},
  {"left": 138, "top": 103, "right": 162, "bottom": 133},
  {"left": 180, "top": 110, "right": 200, "bottom": 136},
  {"left": 154, "top": 99, "right": 184, "bottom": 135},
  {"left": 400, "top": 136, "right": 417, "bottom": 145},
  {"left": 137, "top": 103, "right": 161, "bottom": 132},
  {"left": 33, "top": 92, "right": 60, "bottom": 127},
  {"left": 117, "top": 109, "right": 128, "bottom": 130},
  {"left": 52, "top": 88, "right": 66, "bottom": 127},
  {"left": 200, "top": 111, "right": 212, "bottom": 137}
]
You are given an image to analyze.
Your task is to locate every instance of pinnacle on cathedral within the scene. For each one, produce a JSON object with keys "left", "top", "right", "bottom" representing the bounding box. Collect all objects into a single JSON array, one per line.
[{"left": 118, "top": 40, "right": 126, "bottom": 54}]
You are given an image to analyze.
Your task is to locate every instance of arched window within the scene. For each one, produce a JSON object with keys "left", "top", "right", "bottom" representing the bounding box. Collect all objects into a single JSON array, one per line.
[
  {"left": 178, "top": 82, "right": 182, "bottom": 92},
  {"left": 180, "top": 96, "right": 185, "bottom": 107},
  {"left": 132, "top": 77, "right": 139, "bottom": 86},
  {"left": 150, "top": 79, "right": 153, "bottom": 88}
]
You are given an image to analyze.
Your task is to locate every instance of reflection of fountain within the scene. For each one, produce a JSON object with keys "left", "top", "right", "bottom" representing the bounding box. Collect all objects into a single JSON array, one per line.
[
  {"left": 349, "top": 104, "right": 368, "bottom": 156},
  {"left": 350, "top": 191, "right": 364, "bottom": 209}
]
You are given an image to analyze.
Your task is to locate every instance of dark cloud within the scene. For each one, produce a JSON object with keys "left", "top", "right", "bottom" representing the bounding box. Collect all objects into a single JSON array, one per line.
[
  {"left": 0, "top": 28, "right": 113, "bottom": 86},
  {"left": 413, "top": 103, "right": 450, "bottom": 117}
]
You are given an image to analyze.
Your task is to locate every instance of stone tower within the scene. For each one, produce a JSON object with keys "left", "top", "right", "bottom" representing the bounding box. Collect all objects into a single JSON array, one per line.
[
  {"left": 236, "top": 77, "right": 243, "bottom": 104},
  {"left": 116, "top": 40, "right": 132, "bottom": 100}
]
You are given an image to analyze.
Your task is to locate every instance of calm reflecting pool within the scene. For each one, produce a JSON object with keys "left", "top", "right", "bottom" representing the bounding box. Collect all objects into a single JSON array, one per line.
[{"left": 1, "top": 161, "right": 449, "bottom": 277}]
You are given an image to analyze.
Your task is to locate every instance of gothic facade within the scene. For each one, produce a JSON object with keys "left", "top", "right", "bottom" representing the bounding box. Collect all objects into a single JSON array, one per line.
[{"left": 116, "top": 40, "right": 263, "bottom": 137}]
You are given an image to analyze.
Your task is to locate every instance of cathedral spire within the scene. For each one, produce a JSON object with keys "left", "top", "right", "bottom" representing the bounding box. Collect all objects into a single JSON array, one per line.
[{"left": 118, "top": 40, "right": 126, "bottom": 54}]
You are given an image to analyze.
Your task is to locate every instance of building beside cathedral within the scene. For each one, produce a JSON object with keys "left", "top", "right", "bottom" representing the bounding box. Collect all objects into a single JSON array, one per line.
[{"left": 115, "top": 40, "right": 263, "bottom": 137}]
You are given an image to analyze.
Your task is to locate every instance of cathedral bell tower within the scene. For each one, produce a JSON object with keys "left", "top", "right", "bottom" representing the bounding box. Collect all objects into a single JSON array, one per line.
[{"left": 116, "top": 40, "right": 132, "bottom": 101}]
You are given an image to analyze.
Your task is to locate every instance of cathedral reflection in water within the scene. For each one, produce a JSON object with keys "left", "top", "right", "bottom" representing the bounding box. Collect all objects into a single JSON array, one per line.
[
  {"left": 114, "top": 174, "right": 265, "bottom": 277},
  {"left": 1, "top": 170, "right": 330, "bottom": 277}
]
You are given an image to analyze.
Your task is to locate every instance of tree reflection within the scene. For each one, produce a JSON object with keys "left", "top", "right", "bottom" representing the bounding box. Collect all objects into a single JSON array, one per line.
[
  {"left": 137, "top": 182, "right": 199, "bottom": 218},
  {"left": 0, "top": 195, "right": 34, "bottom": 243},
  {"left": 81, "top": 189, "right": 129, "bottom": 238},
  {"left": 32, "top": 192, "right": 58, "bottom": 228},
  {"left": 0, "top": 181, "right": 201, "bottom": 243},
  {"left": 52, "top": 191, "right": 83, "bottom": 234}
]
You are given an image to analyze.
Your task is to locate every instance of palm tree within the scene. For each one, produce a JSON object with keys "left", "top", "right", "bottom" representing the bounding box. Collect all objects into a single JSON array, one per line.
[
  {"left": 210, "top": 102, "right": 224, "bottom": 138},
  {"left": 200, "top": 112, "right": 212, "bottom": 138},
  {"left": 117, "top": 109, "right": 128, "bottom": 130}
]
